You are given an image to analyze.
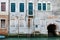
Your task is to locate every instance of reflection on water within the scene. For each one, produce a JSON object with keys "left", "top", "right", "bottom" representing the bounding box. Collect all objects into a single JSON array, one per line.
[{"left": 1, "top": 37, "right": 60, "bottom": 40}]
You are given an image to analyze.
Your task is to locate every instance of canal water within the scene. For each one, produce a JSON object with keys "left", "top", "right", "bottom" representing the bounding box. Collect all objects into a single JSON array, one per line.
[{"left": 1, "top": 37, "right": 60, "bottom": 40}]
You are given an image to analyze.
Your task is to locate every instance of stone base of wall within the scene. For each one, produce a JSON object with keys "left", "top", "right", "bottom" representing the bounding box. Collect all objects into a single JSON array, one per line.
[{"left": 0, "top": 29, "right": 8, "bottom": 35}]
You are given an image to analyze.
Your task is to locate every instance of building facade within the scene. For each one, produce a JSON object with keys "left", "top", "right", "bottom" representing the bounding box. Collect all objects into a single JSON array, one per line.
[
  {"left": 0, "top": 0, "right": 9, "bottom": 35},
  {"left": 0, "top": 0, "right": 60, "bottom": 35},
  {"left": 9, "top": 0, "right": 60, "bottom": 35}
]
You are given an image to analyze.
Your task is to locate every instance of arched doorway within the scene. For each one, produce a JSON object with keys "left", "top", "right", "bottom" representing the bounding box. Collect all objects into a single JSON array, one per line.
[{"left": 47, "top": 24, "right": 57, "bottom": 37}]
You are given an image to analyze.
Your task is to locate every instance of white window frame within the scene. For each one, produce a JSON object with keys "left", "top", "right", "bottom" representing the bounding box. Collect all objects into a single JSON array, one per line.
[
  {"left": 37, "top": 1, "right": 52, "bottom": 11},
  {"left": 42, "top": 2, "right": 46, "bottom": 11},
  {"left": 46, "top": 2, "right": 52, "bottom": 11},
  {"left": 0, "top": 19, "right": 6, "bottom": 29},
  {"left": 37, "top": 2, "right": 42, "bottom": 11},
  {"left": 10, "top": 2, "right": 16, "bottom": 13},
  {"left": 27, "top": 2, "right": 34, "bottom": 16}
]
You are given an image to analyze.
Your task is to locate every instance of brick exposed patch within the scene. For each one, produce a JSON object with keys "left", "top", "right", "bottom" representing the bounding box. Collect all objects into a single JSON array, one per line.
[{"left": 0, "top": 15, "right": 8, "bottom": 35}]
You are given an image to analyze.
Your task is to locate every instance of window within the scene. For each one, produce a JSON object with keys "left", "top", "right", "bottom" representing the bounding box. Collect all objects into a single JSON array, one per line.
[
  {"left": 43, "top": 3, "right": 46, "bottom": 10},
  {"left": 38, "top": 3, "right": 51, "bottom": 11},
  {"left": 1, "top": 19, "right": 5, "bottom": 28},
  {"left": 11, "top": 3, "right": 15, "bottom": 12},
  {"left": 28, "top": 3, "right": 33, "bottom": 15},
  {"left": 36, "top": 25, "right": 38, "bottom": 28},
  {"left": 47, "top": 3, "right": 50, "bottom": 10},
  {"left": 38, "top": 3, "right": 41, "bottom": 10},
  {"left": 28, "top": 19, "right": 30, "bottom": 27},
  {"left": 1, "top": 2, "right": 6, "bottom": 11},
  {"left": 20, "top": 3, "right": 24, "bottom": 12}
]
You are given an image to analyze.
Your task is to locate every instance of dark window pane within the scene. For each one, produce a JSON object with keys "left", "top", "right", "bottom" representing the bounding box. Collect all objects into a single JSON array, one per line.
[
  {"left": 1, "top": 19, "right": 5, "bottom": 28},
  {"left": 36, "top": 25, "right": 38, "bottom": 28},
  {"left": 11, "top": 3, "right": 15, "bottom": 12},
  {"left": 20, "top": 3, "right": 24, "bottom": 12},
  {"left": 28, "top": 3, "right": 33, "bottom": 15},
  {"left": 1, "top": 2, "right": 6, "bottom": 11},
  {"left": 38, "top": 3, "right": 41, "bottom": 10},
  {"left": 43, "top": 3, "right": 46, "bottom": 10}
]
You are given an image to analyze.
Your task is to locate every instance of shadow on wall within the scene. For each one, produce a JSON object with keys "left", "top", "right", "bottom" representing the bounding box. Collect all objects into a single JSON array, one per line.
[{"left": 47, "top": 24, "right": 57, "bottom": 37}]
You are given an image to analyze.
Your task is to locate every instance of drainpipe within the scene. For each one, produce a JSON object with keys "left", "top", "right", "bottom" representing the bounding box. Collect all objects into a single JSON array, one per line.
[
  {"left": 18, "top": 16, "right": 19, "bottom": 38},
  {"left": 8, "top": 0, "right": 10, "bottom": 36},
  {"left": 33, "top": 0, "right": 36, "bottom": 36},
  {"left": 33, "top": 10, "right": 35, "bottom": 36}
]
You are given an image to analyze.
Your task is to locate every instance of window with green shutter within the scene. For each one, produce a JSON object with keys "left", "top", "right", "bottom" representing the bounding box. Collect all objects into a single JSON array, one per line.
[
  {"left": 20, "top": 3, "right": 24, "bottom": 12},
  {"left": 43, "top": 3, "right": 46, "bottom": 10},
  {"left": 11, "top": 3, "right": 15, "bottom": 12},
  {"left": 38, "top": 3, "right": 41, "bottom": 10},
  {"left": 28, "top": 3, "right": 33, "bottom": 15}
]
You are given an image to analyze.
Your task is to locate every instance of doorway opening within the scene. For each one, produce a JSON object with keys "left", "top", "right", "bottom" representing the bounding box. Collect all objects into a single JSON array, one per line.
[
  {"left": 47, "top": 24, "right": 57, "bottom": 37},
  {"left": 28, "top": 18, "right": 33, "bottom": 28}
]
